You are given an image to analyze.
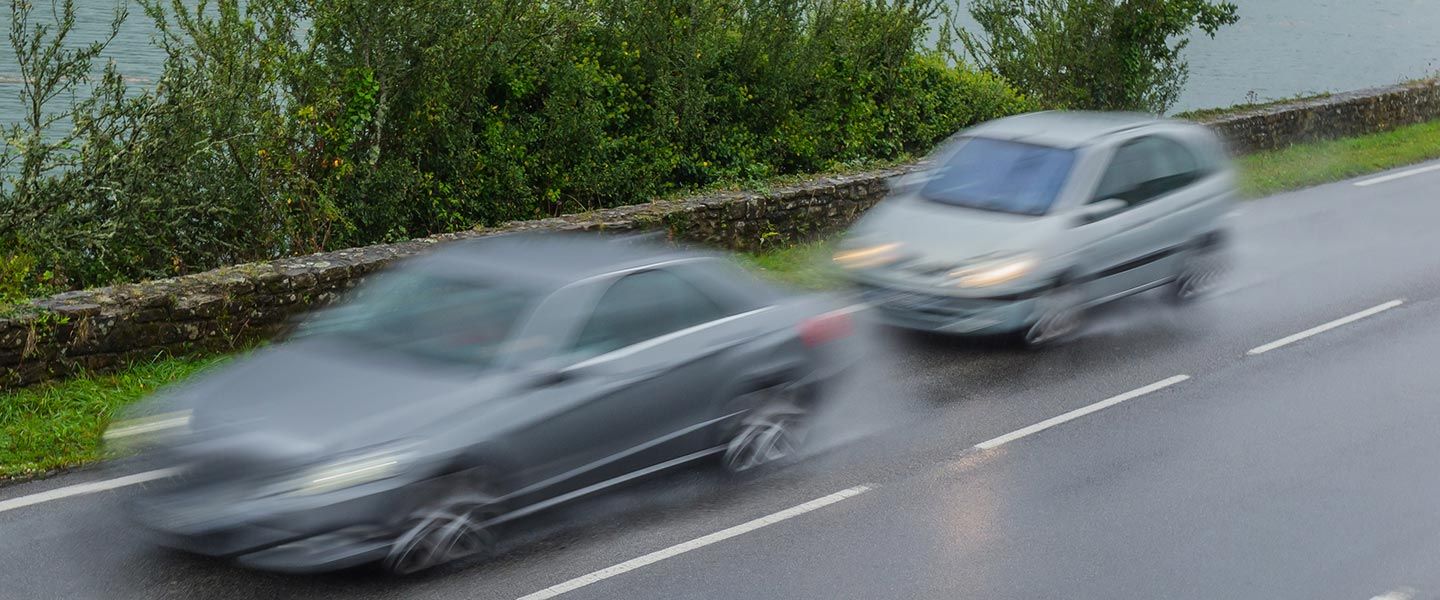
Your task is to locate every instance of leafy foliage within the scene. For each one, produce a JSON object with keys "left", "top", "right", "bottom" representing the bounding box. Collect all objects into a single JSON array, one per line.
[
  {"left": 1, "top": 0, "right": 1031, "bottom": 301},
  {"left": 953, "top": 0, "right": 1238, "bottom": 113}
]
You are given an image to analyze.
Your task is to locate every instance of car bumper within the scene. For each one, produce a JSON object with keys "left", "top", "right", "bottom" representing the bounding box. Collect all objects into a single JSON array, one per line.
[
  {"left": 127, "top": 474, "right": 415, "bottom": 572},
  {"left": 854, "top": 283, "right": 1041, "bottom": 335},
  {"left": 139, "top": 521, "right": 394, "bottom": 573}
]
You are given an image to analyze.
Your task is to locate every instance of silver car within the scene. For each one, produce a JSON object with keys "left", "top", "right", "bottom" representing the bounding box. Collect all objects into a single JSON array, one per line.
[{"left": 834, "top": 111, "right": 1238, "bottom": 346}]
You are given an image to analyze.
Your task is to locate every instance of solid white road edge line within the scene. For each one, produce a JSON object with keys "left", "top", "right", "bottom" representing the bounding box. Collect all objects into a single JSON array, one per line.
[
  {"left": 514, "top": 485, "right": 872, "bottom": 600},
  {"left": 1354, "top": 163, "right": 1440, "bottom": 187},
  {"left": 1246, "top": 300, "right": 1403, "bottom": 356},
  {"left": 0, "top": 468, "right": 175, "bottom": 514},
  {"left": 975, "top": 375, "right": 1191, "bottom": 451}
]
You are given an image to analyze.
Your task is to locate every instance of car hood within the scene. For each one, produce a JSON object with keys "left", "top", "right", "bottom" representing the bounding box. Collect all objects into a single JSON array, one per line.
[
  {"left": 847, "top": 195, "right": 1063, "bottom": 267},
  {"left": 155, "top": 337, "right": 510, "bottom": 461}
]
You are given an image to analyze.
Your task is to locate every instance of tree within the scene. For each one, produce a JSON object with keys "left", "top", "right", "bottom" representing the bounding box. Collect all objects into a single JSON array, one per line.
[
  {"left": 2, "top": 0, "right": 128, "bottom": 299},
  {"left": 953, "top": 0, "right": 1238, "bottom": 114}
]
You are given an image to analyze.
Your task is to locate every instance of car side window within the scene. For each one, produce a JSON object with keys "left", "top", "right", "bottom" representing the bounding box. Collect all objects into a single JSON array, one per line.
[
  {"left": 668, "top": 261, "right": 767, "bottom": 316},
  {"left": 571, "top": 269, "right": 725, "bottom": 357},
  {"left": 1091, "top": 136, "right": 1201, "bottom": 209},
  {"left": 1149, "top": 137, "right": 1201, "bottom": 195}
]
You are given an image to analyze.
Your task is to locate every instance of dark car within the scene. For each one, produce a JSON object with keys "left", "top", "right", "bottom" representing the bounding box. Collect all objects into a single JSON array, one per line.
[{"left": 112, "top": 234, "right": 859, "bottom": 574}]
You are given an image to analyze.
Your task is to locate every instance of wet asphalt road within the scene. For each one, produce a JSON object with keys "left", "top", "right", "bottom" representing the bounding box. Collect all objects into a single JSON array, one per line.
[{"left": 4, "top": 161, "right": 1440, "bottom": 600}]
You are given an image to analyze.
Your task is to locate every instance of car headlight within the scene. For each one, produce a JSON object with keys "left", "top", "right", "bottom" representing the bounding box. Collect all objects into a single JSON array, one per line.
[
  {"left": 267, "top": 445, "right": 416, "bottom": 498},
  {"left": 103, "top": 410, "right": 192, "bottom": 444},
  {"left": 833, "top": 243, "right": 902, "bottom": 270},
  {"left": 949, "top": 255, "right": 1038, "bottom": 288}
]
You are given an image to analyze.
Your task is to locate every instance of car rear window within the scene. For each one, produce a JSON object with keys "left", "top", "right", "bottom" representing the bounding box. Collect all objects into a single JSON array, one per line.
[
  {"left": 920, "top": 137, "right": 1076, "bottom": 216},
  {"left": 295, "top": 270, "right": 534, "bottom": 367}
]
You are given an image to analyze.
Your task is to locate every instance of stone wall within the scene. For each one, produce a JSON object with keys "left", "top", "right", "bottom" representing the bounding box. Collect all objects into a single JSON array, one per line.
[
  {"left": 1204, "top": 79, "right": 1440, "bottom": 154},
  {"left": 0, "top": 165, "right": 919, "bottom": 389},
  {"left": 4, "top": 79, "right": 1439, "bottom": 389}
]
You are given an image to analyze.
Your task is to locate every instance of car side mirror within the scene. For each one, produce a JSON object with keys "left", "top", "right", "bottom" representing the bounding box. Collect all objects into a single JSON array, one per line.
[
  {"left": 518, "top": 360, "right": 572, "bottom": 388},
  {"left": 1077, "top": 198, "right": 1128, "bottom": 224}
]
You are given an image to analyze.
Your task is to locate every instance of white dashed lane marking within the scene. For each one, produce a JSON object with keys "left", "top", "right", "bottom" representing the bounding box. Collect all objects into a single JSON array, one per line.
[{"left": 1247, "top": 300, "right": 1402, "bottom": 356}]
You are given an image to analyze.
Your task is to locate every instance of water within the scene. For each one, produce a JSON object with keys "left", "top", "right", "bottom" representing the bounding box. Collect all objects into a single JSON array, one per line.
[
  {"left": 1177, "top": 0, "right": 1440, "bottom": 109},
  {"left": 2, "top": 0, "right": 1439, "bottom": 133},
  {"left": 1, "top": 0, "right": 161, "bottom": 130},
  {"left": 941, "top": 0, "right": 1440, "bottom": 111}
]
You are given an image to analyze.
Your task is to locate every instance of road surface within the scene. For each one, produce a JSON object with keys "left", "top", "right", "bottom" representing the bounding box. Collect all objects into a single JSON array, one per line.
[{"left": 4, "top": 161, "right": 1440, "bottom": 600}]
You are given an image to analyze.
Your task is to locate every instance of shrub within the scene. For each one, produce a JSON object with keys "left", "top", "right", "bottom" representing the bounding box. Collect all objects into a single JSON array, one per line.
[
  {"left": 953, "top": 0, "right": 1238, "bottom": 114},
  {"left": 0, "top": 253, "right": 40, "bottom": 306},
  {"left": 3, "top": 0, "right": 1031, "bottom": 296}
]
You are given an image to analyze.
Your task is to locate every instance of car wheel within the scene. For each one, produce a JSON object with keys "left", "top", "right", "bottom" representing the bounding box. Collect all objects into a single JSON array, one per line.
[
  {"left": 722, "top": 384, "right": 810, "bottom": 474},
  {"left": 1021, "top": 282, "right": 1086, "bottom": 349},
  {"left": 1169, "top": 246, "right": 1226, "bottom": 304},
  {"left": 383, "top": 473, "right": 502, "bottom": 575}
]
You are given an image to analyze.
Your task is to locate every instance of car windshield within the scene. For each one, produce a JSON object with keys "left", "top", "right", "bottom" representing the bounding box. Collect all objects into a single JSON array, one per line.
[
  {"left": 294, "top": 269, "right": 534, "bottom": 366},
  {"left": 919, "top": 137, "right": 1076, "bottom": 216}
]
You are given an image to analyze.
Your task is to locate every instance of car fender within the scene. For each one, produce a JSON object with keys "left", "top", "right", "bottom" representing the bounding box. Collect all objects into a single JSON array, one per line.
[
  {"left": 706, "top": 329, "right": 814, "bottom": 441},
  {"left": 421, "top": 441, "right": 527, "bottom": 504}
]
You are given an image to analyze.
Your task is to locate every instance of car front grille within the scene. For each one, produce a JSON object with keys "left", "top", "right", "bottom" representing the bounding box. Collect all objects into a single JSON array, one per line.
[{"left": 858, "top": 284, "right": 989, "bottom": 319}]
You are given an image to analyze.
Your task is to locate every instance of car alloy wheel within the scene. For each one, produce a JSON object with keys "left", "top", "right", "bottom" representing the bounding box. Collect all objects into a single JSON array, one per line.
[
  {"left": 722, "top": 386, "right": 810, "bottom": 473},
  {"left": 1022, "top": 284, "right": 1085, "bottom": 348},
  {"left": 1171, "top": 249, "right": 1226, "bottom": 304},
  {"left": 383, "top": 478, "right": 500, "bottom": 575}
]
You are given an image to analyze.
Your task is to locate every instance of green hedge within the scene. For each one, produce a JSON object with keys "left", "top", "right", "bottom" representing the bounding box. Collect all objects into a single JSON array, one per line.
[{"left": 0, "top": 0, "right": 1032, "bottom": 300}]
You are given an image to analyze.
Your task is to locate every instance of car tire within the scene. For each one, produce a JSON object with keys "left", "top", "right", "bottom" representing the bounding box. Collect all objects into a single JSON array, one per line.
[
  {"left": 1169, "top": 242, "right": 1227, "bottom": 305},
  {"left": 721, "top": 382, "right": 811, "bottom": 474},
  {"left": 1019, "top": 282, "right": 1086, "bottom": 349},
  {"left": 382, "top": 471, "right": 502, "bottom": 575}
]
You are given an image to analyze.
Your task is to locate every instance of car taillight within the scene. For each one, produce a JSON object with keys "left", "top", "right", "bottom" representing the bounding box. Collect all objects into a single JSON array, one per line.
[{"left": 799, "top": 309, "right": 854, "bottom": 347}]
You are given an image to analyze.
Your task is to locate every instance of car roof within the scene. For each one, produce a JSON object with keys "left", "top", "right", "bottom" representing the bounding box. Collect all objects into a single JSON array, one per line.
[
  {"left": 965, "top": 110, "right": 1180, "bottom": 148},
  {"left": 410, "top": 232, "right": 717, "bottom": 289}
]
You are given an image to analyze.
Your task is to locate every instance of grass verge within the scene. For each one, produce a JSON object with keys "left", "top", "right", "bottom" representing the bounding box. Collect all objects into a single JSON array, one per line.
[
  {"left": 0, "top": 354, "right": 231, "bottom": 479},
  {"left": 5, "top": 118, "right": 1440, "bottom": 480},
  {"left": 735, "top": 240, "right": 839, "bottom": 290},
  {"left": 1236, "top": 119, "right": 1440, "bottom": 197}
]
